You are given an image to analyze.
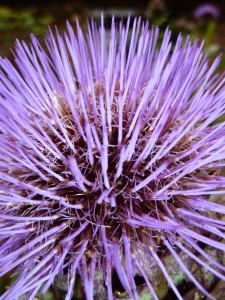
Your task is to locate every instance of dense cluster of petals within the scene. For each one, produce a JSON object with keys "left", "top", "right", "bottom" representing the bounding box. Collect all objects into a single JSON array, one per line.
[{"left": 0, "top": 16, "right": 225, "bottom": 300}]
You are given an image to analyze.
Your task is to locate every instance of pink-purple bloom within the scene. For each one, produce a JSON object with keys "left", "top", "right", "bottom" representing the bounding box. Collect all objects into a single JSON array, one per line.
[
  {"left": 194, "top": 3, "right": 221, "bottom": 20},
  {"left": 0, "top": 16, "right": 225, "bottom": 300}
]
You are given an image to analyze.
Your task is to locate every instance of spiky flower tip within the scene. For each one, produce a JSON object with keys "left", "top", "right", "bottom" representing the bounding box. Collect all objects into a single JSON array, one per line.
[{"left": 1, "top": 16, "right": 225, "bottom": 300}]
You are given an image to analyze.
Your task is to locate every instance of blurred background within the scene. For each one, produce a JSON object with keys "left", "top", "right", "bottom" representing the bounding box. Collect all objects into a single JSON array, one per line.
[{"left": 0, "top": 0, "right": 224, "bottom": 66}]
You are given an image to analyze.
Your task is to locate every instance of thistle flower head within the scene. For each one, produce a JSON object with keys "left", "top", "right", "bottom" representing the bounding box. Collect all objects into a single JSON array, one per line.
[
  {"left": 1, "top": 16, "right": 225, "bottom": 300},
  {"left": 194, "top": 3, "right": 221, "bottom": 20}
]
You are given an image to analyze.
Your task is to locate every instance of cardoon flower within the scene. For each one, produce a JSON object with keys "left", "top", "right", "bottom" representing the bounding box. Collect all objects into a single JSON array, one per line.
[
  {"left": 194, "top": 3, "right": 221, "bottom": 20},
  {"left": 1, "top": 16, "right": 225, "bottom": 300}
]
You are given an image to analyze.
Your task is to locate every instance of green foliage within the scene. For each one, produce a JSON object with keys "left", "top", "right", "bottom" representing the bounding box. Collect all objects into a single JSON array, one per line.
[
  {"left": 0, "top": 6, "right": 54, "bottom": 32},
  {"left": 0, "top": 6, "right": 54, "bottom": 55}
]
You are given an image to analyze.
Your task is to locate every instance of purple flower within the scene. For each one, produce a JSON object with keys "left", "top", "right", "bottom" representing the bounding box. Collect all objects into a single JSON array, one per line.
[
  {"left": 194, "top": 3, "right": 221, "bottom": 20},
  {"left": 1, "top": 16, "right": 225, "bottom": 300}
]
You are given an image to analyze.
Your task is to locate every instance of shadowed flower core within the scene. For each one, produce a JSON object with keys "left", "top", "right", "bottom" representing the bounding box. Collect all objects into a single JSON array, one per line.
[{"left": 0, "top": 16, "right": 225, "bottom": 300}]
